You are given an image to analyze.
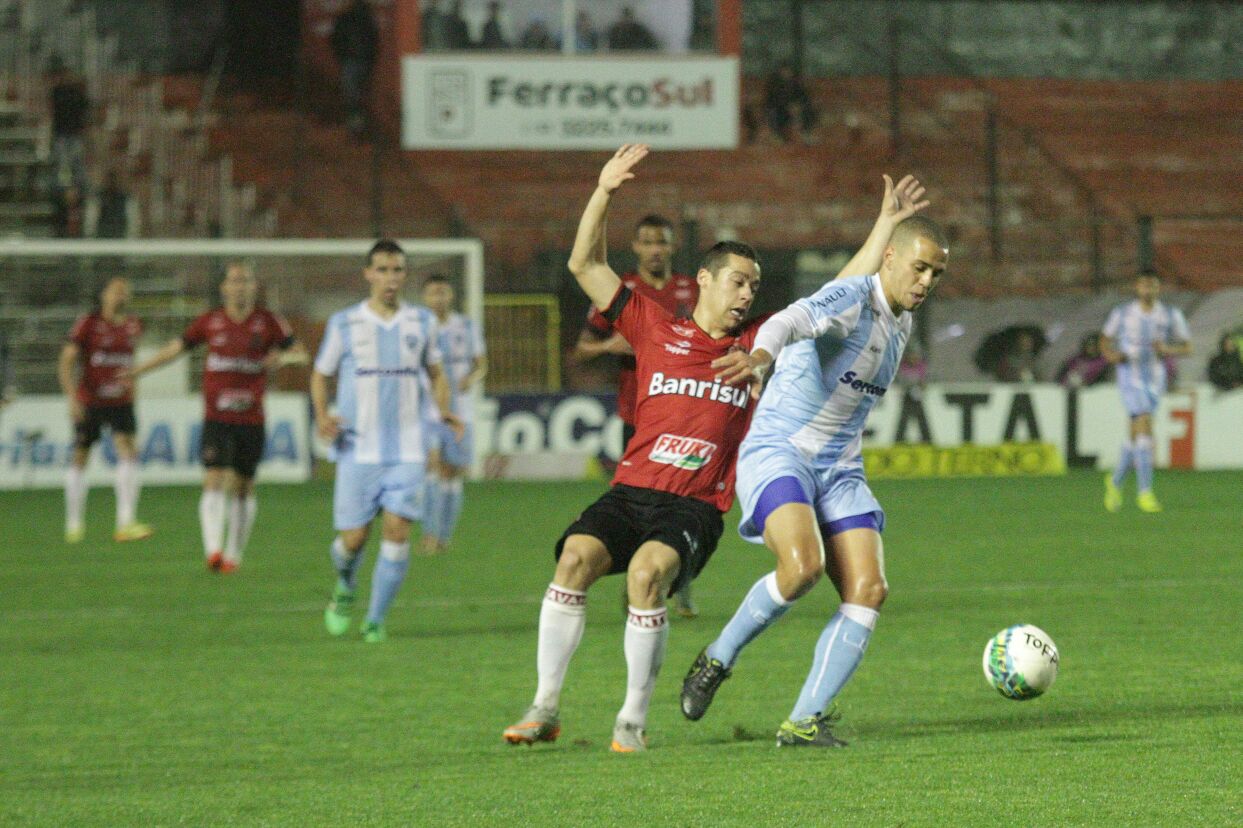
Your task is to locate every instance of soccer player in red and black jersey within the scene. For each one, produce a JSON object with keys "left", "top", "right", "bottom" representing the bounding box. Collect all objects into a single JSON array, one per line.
[
  {"left": 574, "top": 213, "right": 703, "bottom": 618},
  {"left": 131, "top": 262, "right": 306, "bottom": 573},
  {"left": 503, "top": 145, "right": 769, "bottom": 753},
  {"left": 58, "top": 277, "right": 152, "bottom": 544},
  {"left": 574, "top": 213, "right": 697, "bottom": 447}
]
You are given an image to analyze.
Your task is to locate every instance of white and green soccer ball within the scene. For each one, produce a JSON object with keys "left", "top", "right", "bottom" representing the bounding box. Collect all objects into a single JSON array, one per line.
[{"left": 982, "top": 624, "right": 1059, "bottom": 700}]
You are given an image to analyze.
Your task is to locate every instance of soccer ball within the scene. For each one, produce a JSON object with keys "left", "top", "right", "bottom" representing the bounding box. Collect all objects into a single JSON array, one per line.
[{"left": 982, "top": 624, "right": 1059, "bottom": 700}]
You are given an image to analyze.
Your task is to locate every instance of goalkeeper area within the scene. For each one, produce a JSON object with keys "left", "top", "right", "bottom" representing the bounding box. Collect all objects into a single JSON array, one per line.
[{"left": 3, "top": 472, "right": 1239, "bottom": 825}]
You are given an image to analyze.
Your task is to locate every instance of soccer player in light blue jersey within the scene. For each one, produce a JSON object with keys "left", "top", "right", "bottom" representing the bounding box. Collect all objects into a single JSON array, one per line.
[
  {"left": 1100, "top": 270, "right": 1190, "bottom": 513},
  {"left": 681, "top": 213, "right": 948, "bottom": 748},
  {"left": 418, "top": 274, "right": 487, "bottom": 555},
  {"left": 310, "top": 240, "right": 462, "bottom": 643}
]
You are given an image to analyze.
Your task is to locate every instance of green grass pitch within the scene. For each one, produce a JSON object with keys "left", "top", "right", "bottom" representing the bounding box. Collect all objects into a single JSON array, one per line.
[{"left": 3, "top": 471, "right": 1240, "bottom": 826}]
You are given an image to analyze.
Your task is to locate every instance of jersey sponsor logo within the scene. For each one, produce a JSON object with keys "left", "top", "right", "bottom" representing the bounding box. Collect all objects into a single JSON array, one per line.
[
  {"left": 806, "top": 286, "right": 849, "bottom": 313},
  {"left": 355, "top": 367, "right": 420, "bottom": 377},
  {"left": 206, "top": 353, "right": 266, "bottom": 374},
  {"left": 664, "top": 343, "right": 691, "bottom": 356},
  {"left": 649, "top": 433, "right": 717, "bottom": 470},
  {"left": 648, "top": 370, "right": 750, "bottom": 409},
  {"left": 215, "top": 389, "right": 256, "bottom": 412},
  {"left": 839, "top": 370, "right": 888, "bottom": 397},
  {"left": 88, "top": 351, "right": 133, "bottom": 368}
]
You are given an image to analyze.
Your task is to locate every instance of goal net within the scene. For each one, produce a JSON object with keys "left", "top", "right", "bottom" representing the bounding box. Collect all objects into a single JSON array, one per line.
[{"left": 0, "top": 237, "right": 483, "bottom": 488}]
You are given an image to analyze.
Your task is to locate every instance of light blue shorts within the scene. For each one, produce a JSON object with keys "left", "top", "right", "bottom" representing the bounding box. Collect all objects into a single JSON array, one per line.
[
  {"left": 1118, "top": 383, "right": 1161, "bottom": 418},
  {"left": 736, "top": 440, "right": 884, "bottom": 544},
  {"left": 333, "top": 455, "right": 424, "bottom": 530},
  {"left": 424, "top": 422, "right": 475, "bottom": 469}
]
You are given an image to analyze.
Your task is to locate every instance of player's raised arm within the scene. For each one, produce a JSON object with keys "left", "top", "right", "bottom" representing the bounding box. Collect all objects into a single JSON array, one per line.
[
  {"left": 833, "top": 174, "right": 929, "bottom": 280},
  {"left": 567, "top": 144, "right": 650, "bottom": 311}
]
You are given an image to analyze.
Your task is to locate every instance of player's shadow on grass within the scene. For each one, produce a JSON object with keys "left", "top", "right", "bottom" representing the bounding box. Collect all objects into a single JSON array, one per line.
[{"left": 881, "top": 699, "right": 1242, "bottom": 740}]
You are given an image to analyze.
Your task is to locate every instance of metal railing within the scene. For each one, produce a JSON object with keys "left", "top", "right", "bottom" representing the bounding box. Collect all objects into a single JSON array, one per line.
[{"left": 881, "top": 18, "right": 1134, "bottom": 293}]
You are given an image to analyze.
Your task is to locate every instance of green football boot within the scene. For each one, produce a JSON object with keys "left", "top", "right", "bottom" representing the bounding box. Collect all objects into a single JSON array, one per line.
[
  {"left": 360, "top": 621, "right": 387, "bottom": 643},
  {"left": 323, "top": 584, "right": 355, "bottom": 637}
]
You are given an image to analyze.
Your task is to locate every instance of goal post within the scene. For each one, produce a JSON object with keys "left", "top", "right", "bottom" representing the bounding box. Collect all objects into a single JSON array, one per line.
[{"left": 0, "top": 237, "right": 485, "bottom": 488}]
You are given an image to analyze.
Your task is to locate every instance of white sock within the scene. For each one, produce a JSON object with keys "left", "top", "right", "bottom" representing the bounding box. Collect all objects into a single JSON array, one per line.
[
  {"left": 198, "top": 489, "right": 226, "bottom": 557},
  {"left": 533, "top": 584, "right": 588, "bottom": 711},
  {"left": 114, "top": 459, "right": 139, "bottom": 528},
  {"left": 223, "top": 494, "right": 257, "bottom": 564},
  {"left": 617, "top": 606, "right": 669, "bottom": 727},
  {"left": 65, "top": 465, "right": 87, "bottom": 531}
]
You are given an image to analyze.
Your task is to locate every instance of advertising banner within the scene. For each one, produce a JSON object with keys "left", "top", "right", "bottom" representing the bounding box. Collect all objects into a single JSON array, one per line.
[
  {"left": 470, "top": 384, "right": 1243, "bottom": 479},
  {"left": 402, "top": 55, "right": 739, "bottom": 149},
  {"left": 0, "top": 395, "right": 311, "bottom": 489}
]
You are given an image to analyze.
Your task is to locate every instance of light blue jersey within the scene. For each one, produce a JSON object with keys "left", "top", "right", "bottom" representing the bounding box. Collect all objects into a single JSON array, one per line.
[
  {"left": 1103, "top": 299, "right": 1189, "bottom": 416},
  {"left": 421, "top": 311, "right": 485, "bottom": 467},
  {"left": 736, "top": 274, "right": 910, "bottom": 542},
  {"left": 434, "top": 311, "right": 486, "bottom": 421},
  {"left": 314, "top": 301, "right": 443, "bottom": 465}
]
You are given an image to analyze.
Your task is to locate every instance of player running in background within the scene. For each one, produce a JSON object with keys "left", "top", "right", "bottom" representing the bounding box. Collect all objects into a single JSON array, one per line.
[
  {"left": 502, "top": 145, "right": 928, "bottom": 753},
  {"left": 58, "top": 277, "right": 153, "bottom": 543},
  {"left": 418, "top": 274, "right": 486, "bottom": 555},
  {"left": 1100, "top": 269, "right": 1190, "bottom": 513},
  {"left": 130, "top": 262, "right": 305, "bottom": 572},
  {"left": 312, "top": 240, "right": 460, "bottom": 643},
  {"left": 681, "top": 211, "right": 945, "bottom": 749},
  {"left": 573, "top": 213, "right": 702, "bottom": 617}
]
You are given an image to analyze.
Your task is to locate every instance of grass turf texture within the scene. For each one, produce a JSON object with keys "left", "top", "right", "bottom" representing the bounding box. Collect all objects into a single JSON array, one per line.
[{"left": 3, "top": 471, "right": 1240, "bottom": 826}]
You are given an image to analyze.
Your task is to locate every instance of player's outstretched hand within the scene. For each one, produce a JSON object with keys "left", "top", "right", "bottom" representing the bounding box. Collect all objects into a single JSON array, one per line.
[
  {"left": 881, "top": 174, "right": 930, "bottom": 224},
  {"left": 598, "top": 144, "right": 650, "bottom": 194},
  {"left": 712, "top": 348, "right": 772, "bottom": 400}
]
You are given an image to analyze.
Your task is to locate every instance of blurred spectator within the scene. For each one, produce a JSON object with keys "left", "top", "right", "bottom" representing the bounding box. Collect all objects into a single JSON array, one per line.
[
  {"left": 574, "top": 10, "right": 599, "bottom": 52},
  {"left": 1208, "top": 333, "right": 1243, "bottom": 391},
  {"left": 442, "top": 0, "right": 470, "bottom": 49},
  {"left": 94, "top": 169, "right": 132, "bottom": 239},
  {"left": 897, "top": 343, "right": 928, "bottom": 386},
  {"left": 422, "top": 0, "right": 446, "bottom": 50},
  {"left": 519, "top": 17, "right": 556, "bottom": 50},
  {"left": 994, "top": 330, "right": 1042, "bottom": 382},
  {"left": 331, "top": 0, "right": 379, "bottom": 136},
  {"left": 52, "top": 185, "right": 85, "bottom": 238},
  {"left": 478, "top": 1, "right": 508, "bottom": 49},
  {"left": 1056, "top": 333, "right": 1112, "bottom": 388},
  {"left": 764, "top": 62, "right": 816, "bottom": 143},
  {"left": 608, "top": 6, "right": 658, "bottom": 51},
  {"left": 49, "top": 58, "right": 90, "bottom": 190}
]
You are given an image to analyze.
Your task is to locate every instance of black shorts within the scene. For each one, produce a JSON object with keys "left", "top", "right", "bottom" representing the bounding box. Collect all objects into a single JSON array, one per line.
[
  {"left": 74, "top": 404, "right": 136, "bottom": 449},
  {"left": 201, "top": 420, "right": 266, "bottom": 478},
  {"left": 555, "top": 484, "right": 725, "bottom": 592}
]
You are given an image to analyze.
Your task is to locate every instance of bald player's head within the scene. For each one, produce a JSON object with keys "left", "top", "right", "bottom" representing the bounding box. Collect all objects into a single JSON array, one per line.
[{"left": 889, "top": 215, "right": 949, "bottom": 255}]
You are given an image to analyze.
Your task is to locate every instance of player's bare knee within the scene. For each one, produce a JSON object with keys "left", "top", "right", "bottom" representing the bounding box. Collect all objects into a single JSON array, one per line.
[
  {"left": 625, "top": 564, "right": 663, "bottom": 605},
  {"left": 778, "top": 542, "right": 824, "bottom": 596},
  {"left": 846, "top": 575, "right": 888, "bottom": 609},
  {"left": 556, "top": 537, "right": 608, "bottom": 589}
]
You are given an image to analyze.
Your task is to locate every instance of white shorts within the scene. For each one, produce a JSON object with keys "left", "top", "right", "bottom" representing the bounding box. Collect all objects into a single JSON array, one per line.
[
  {"left": 333, "top": 455, "right": 424, "bottom": 530},
  {"left": 736, "top": 439, "right": 884, "bottom": 544}
]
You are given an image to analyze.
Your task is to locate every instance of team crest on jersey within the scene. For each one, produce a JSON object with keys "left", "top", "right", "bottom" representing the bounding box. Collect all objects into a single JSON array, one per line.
[
  {"left": 649, "top": 434, "right": 717, "bottom": 470},
  {"left": 405, "top": 334, "right": 423, "bottom": 351},
  {"left": 672, "top": 325, "right": 696, "bottom": 337}
]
